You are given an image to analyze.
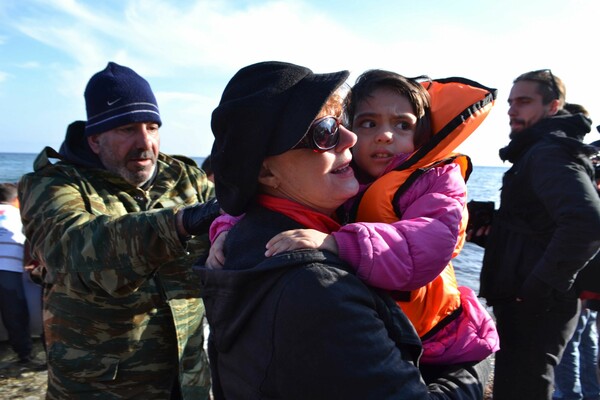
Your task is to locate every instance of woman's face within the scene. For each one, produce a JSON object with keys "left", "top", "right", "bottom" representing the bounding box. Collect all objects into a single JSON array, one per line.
[{"left": 260, "top": 123, "right": 359, "bottom": 215}]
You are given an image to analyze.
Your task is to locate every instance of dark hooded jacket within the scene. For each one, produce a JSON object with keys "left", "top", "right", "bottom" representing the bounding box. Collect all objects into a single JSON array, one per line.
[
  {"left": 197, "top": 205, "right": 487, "bottom": 400},
  {"left": 479, "top": 114, "right": 600, "bottom": 306}
]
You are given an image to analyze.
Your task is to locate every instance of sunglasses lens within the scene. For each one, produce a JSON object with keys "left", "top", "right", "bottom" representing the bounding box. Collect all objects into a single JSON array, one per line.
[{"left": 311, "top": 117, "right": 340, "bottom": 150}]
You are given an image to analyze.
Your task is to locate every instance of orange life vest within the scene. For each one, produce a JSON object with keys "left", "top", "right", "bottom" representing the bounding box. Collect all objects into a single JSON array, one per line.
[
  {"left": 357, "top": 155, "right": 470, "bottom": 337},
  {"left": 352, "top": 77, "right": 496, "bottom": 338}
]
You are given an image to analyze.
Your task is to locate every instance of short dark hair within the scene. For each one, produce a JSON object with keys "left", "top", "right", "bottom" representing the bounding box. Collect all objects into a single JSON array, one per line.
[
  {"left": 514, "top": 69, "right": 566, "bottom": 108},
  {"left": 0, "top": 182, "right": 18, "bottom": 204},
  {"left": 346, "top": 69, "right": 432, "bottom": 148}
]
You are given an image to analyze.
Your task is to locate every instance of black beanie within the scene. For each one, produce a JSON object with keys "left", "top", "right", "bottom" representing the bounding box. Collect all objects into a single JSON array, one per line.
[
  {"left": 211, "top": 61, "right": 349, "bottom": 216},
  {"left": 84, "top": 62, "right": 162, "bottom": 136}
]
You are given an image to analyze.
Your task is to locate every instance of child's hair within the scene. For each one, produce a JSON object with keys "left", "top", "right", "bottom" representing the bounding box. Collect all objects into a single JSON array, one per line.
[
  {"left": 0, "top": 182, "right": 18, "bottom": 204},
  {"left": 345, "top": 69, "right": 433, "bottom": 148}
]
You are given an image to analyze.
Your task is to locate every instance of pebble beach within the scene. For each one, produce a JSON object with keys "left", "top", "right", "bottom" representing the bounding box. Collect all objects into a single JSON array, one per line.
[{"left": 0, "top": 338, "right": 46, "bottom": 399}]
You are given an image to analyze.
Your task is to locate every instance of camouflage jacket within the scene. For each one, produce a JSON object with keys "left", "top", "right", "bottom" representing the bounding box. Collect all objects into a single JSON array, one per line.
[{"left": 19, "top": 147, "right": 214, "bottom": 399}]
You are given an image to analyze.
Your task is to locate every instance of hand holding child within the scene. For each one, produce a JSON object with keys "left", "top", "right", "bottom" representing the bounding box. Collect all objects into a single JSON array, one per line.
[
  {"left": 265, "top": 229, "right": 338, "bottom": 257},
  {"left": 206, "top": 231, "right": 228, "bottom": 269}
]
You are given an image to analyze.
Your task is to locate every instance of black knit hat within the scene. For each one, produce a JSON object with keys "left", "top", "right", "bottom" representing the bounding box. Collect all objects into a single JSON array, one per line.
[
  {"left": 211, "top": 61, "right": 349, "bottom": 216},
  {"left": 84, "top": 62, "right": 162, "bottom": 136}
]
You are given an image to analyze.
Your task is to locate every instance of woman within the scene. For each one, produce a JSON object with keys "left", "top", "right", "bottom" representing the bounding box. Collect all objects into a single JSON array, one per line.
[{"left": 199, "top": 61, "right": 489, "bottom": 399}]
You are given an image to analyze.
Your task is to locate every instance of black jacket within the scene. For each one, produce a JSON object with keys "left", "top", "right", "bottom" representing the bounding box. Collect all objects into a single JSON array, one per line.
[
  {"left": 198, "top": 205, "right": 486, "bottom": 399},
  {"left": 480, "top": 114, "right": 600, "bottom": 306}
]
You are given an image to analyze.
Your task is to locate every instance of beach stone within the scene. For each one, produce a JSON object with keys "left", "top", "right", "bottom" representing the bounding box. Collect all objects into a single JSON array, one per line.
[{"left": 0, "top": 338, "right": 47, "bottom": 399}]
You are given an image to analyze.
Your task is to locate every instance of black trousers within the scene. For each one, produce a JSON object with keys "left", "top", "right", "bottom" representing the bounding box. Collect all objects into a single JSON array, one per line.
[
  {"left": 0, "top": 270, "right": 32, "bottom": 360},
  {"left": 171, "top": 377, "right": 182, "bottom": 400},
  {"left": 492, "top": 295, "right": 580, "bottom": 400}
]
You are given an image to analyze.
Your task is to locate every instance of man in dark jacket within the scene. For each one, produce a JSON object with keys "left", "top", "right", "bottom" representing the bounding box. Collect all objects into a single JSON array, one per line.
[{"left": 479, "top": 69, "right": 600, "bottom": 400}]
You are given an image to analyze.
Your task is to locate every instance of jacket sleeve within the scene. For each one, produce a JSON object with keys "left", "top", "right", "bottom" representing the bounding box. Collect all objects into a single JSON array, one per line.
[
  {"left": 18, "top": 168, "right": 207, "bottom": 297},
  {"left": 332, "top": 163, "right": 466, "bottom": 291},
  {"left": 274, "top": 265, "right": 485, "bottom": 400},
  {"left": 209, "top": 213, "right": 243, "bottom": 243},
  {"left": 529, "top": 147, "right": 600, "bottom": 292}
]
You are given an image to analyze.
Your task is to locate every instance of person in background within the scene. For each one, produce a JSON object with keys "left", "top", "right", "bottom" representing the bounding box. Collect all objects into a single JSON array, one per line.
[
  {"left": 554, "top": 300, "right": 600, "bottom": 400},
  {"left": 552, "top": 104, "right": 600, "bottom": 400},
  {"left": 23, "top": 240, "right": 46, "bottom": 353},
  {"left": 199, "top": 60, "right": 489, "bottom": 399},
  {"left": 592, "top": 131, "right": 600, "bottom": 382},
  {"left": 0, "top": 182, "right": 44, "bottom": 370},
  {"left": 18, "top": 62, "right": 220, "bottom": 399},
  {"left": 479, "top": 69, "right": 600, "bottom": 400},
  {"left": 201, "top": 155, "right": 214, "bottom": 183}
]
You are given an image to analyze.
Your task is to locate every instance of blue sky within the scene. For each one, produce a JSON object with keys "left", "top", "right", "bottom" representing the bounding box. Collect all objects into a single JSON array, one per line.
[{"left": 1, "top": 0, "right": 598, "bottom": 166}]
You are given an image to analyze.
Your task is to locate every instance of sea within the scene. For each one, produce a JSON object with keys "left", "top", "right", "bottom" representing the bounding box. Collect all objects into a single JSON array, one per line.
[{"left": 0, "top": 152, "right": 508, "bottom": 295}]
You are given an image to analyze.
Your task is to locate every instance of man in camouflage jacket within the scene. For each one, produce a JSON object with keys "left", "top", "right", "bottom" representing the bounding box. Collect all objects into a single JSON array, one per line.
[{"left": 18, "top": 62, "right": 219, "bottom": 399}]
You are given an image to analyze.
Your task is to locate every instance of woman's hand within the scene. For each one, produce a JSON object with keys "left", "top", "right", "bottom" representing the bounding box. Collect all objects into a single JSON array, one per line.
[
  {"left": 206, "top": 231, "right": 228, "bottom": 269},
  {"left": 265, "top": 229, "right": 338, "bottom": 256}
]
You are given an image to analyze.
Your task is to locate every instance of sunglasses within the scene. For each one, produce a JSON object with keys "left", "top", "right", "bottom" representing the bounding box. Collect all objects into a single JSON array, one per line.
[
  {"left": 532, "top": 69, "right": 560, "bottom": 100},
  {"left": 292, "top": 116, "right": 343, "bottom": 152}
]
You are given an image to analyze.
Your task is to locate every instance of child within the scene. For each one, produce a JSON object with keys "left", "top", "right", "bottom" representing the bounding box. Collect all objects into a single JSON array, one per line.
[
  {"left": 209, "top": 70, "right": 499, "bottom": 367},
  {"left": 0, "top": 182, "right": 42, "bottom": 367}
]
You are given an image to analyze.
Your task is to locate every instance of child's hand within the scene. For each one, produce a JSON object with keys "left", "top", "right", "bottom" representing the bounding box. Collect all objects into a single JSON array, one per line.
[
  {"left": 206, "top": 231, "right": 228, "bottom": 269},
  {"left": 265, "top": 229, "right": 338, "bottom": 256}
]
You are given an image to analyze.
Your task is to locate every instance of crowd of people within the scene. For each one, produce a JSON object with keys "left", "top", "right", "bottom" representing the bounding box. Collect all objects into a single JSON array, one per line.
[{"left": 1, "top": 60, "right": 600, "bottom": 399}]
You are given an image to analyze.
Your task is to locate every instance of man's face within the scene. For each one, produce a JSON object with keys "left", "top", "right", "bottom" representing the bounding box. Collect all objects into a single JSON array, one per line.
[
  {"left": 507, "top": 80, "right": 558, "bottom": 135},
  {"left": 88, "top": 122, "right": 160, "bottom": 187}
]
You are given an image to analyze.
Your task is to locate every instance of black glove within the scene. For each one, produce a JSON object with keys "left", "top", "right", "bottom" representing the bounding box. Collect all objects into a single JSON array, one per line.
[
  {"left": 466, "top": 200, "right": 495, "bottom": 248},
  {"left": 517, "top": 274, "right": 554, "bottom": 313},
  {"left": 181, "top": 198, "right": 221, "bottom": 236}
]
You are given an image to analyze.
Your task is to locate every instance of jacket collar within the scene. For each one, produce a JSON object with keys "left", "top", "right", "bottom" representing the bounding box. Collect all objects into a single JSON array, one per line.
[{"left": 499, "top": 113, "right": 592, "bottom": 163}]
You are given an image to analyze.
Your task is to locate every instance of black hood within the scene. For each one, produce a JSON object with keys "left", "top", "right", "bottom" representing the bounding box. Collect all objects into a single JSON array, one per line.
[
  {"left": 547, "top": 111, "right": 593, "bottom": 141},
  {"left": 500, "top": 113, "right": 592, "bottom": 163},
  {"left": 58, "top": 120, "right": 105, "bottom": 169}
]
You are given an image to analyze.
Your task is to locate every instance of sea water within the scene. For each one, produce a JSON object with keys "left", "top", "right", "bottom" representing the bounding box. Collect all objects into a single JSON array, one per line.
[
  {"left": 455, "top": 165, "right": 507, "bottom": 293},
  {"left": 0, "top": 152, "right": 508, "bottom": 294}
]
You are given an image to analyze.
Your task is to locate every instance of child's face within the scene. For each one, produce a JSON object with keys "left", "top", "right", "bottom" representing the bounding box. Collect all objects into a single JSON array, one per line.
[{"left": 351, "top": 88, "right": 416, "bottom": 178}]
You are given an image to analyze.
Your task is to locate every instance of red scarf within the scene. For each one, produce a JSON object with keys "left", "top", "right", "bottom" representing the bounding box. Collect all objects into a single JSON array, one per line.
[{"left": 256, "top": 194, "right": 341, "bottom": 234}]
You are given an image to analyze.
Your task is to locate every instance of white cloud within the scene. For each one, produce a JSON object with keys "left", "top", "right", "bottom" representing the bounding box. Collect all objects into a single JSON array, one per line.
[
  {"left": 1, "top": 0, "right": 600, "bottom": 161},
  {"left": 8, "top": 0, "right": 371, "bottom": 75}
]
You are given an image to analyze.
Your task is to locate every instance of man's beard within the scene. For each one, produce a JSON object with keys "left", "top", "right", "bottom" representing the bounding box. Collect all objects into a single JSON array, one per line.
[{"left": 99, "top": 149, "right": 157, "bottom": 187}]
